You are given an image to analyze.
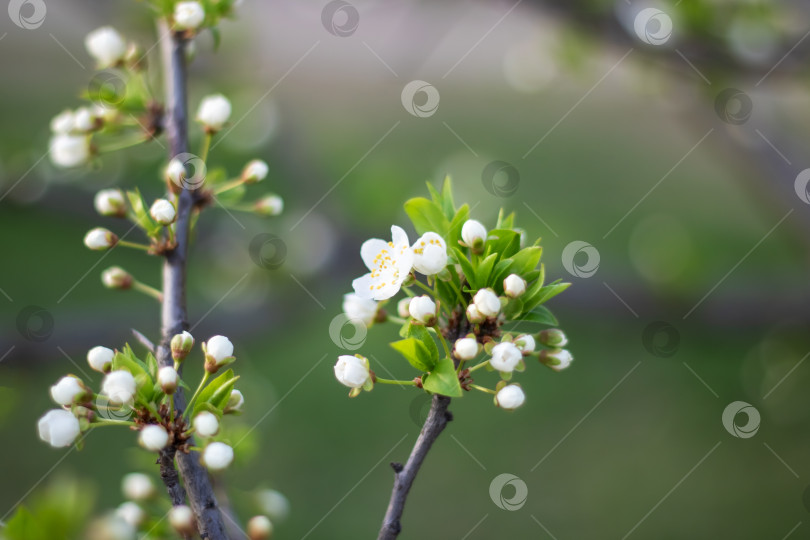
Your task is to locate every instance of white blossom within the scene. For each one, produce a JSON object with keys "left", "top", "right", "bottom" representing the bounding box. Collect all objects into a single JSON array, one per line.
[
  {"left": 168, "top": 505, "right": 195, "bottom": 535},
  {"left": 37, "top": 409, "right": 81, "bottom": 448},
  {"left": 247, "top": 515, "right": 274, "bottom": 540},
  {"left": 139, "top": 424, "right": 169, "bottom": 451},
  {"left": 496, "top": 385, "right": 525, "bottom": 410},
  {"left": 158, "top": 366, "right": 179, "bottom": 394},
  {"left": 461, "top": 219, "right": 487, "bottom": 247},
  {"left": 489, "top": 342, "right": 522, "bottom": 372},
  {"left": 254, "top": 194, "right": 284, "bottom": 216},
  {"left": 73, "top": 107, "right": 96, "bottom": 132},
  {"left": 411, "top": 232, "right": 448, "bottom": 275},
  {"left": 408, "top": 295, "right": 436, "bottom": 325},
  {"left": 149, "top": 199, "right": 176, "bottom": 225},
  {"left": 242, "top": 159, "right": 269, "bottom": 183},
  {"left": 396, "top": 298, "right": 411, "bottom": 319},
  {"left": 453, "top": 338, "right": 479, "bottom": 360},
  {"left": 85, "top": 27, "right": 127, "bottom": 68},
  {"left": 473, "top": 288, "right": 501, "bottom": 318},
  {"left": 225, "top": 389, "right": 244, "bottom": 413},
  {"left": 193, "top": 411, "right": 219, "bottom": 437},
  {"left": 543, "top": 349, "right": 574, "bottom": 371},
  {"left": 51, "top": 134, "right": 91, "bottom": 168},
  {"left": 515, "top": 334, "right": 535, "bottom": 354},
  {"left": 122, "top": 473, "right": 155, "bottom": 501},
  {"left": 102, "top": 370, "right": 136, "bottom": 405},
  {"left": 352, "top": 226, "right": 414, "bottom": 301},
  {"left": 84, "top": 227, "right": 117, "bottom": 250},
  {"left": 256, "top": 489, "right": 290, "bottom": 522},
  {"left": 50, "top": 110, "right": 75, "bottom": 134},
  {"left": 503, "top": 274, "right": 526, "bottom": 298},
  {"left": 203, "top": 442, "right": 234, "bottom": 471},
  {"left": 94, "top": 189, "right": 126, "bottom": 217},
  {"left": 205, "top": 335, "right": 234, "bottom": 365},
  {"left": 88, "top": 346, "right": 115, "bottom": 372},
  {"left": 171, "top": 331, "right": 195, "bottom": 361},
  {"left": 334, "top": 355, "right": 370, "bottom": 388},
  {"left": 50, "top": 376, "right": 85, "bottom": 406},
  {"left": 102, "top": 266, "right": 132, "bottom": 289},
  {"left": 166, "top": 158, "right": 185, "bottom": 185},
  {"left": 466, "top": 302, "right": 484, "bottom": 323},
  {"left": 342, "top": 293, "right": 378, "bottom": 327},
  {"left": 196, "top": 94, "right": 232, "bottom": 132},
  {"left": 116, "top": 502, "right": 145, "bottom": 528},
  {"left": 174, "top": 1, "right": 205, "bottom": 30}
]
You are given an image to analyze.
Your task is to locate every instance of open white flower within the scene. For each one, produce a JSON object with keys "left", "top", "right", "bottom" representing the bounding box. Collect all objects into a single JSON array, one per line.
[
  {"left": 352, "top": 225, "right": 414, "bottom": 301},
  {"left": 203, "top": 442, "right": 234, "bottom": 471},
  {"left": 85, "top": 27, "right": 127, "bottom": 68},
  {"left": 515, "top": 334, "right": 535, "bottom": 354},
  {"left": 453, "top": 338, "right": 479, "bottom": 360},
  {"left": 461, "top": 219, "right": 487, "bottom": 247},
  {"left": 408, "top": 295, "right": 436, "bottom": 325},
  {"left": 334, "top": 355, "right": 370, "bottom": 388},
  {"left": 122, "top": 473, "right": 155, "bottom": 501},
  {"left": 139, "top": 425, "right": 169, "bottom": 451},
  {"left": 51, "top": 134, "right": 91, "bottom": 168},
  {"left": 84, "top": 227, "right": 118, "bottom": 250},
  {"left": 496, "top": 385, "right": 525, "bottom": 410},
  {"left": 411, "top": 232, "right": 448, "bottom": 275},
  {"left": 489, "top": 342, "right": 522, "bottom": 372},
  {"left": 150, "top": 199, "right": 176, "bottom": 225},
  {"left": 94, "top": 189, "right": 126, "bottom": 217},
  {"left": 50, "top": 376, "right": 86, "bottom": 406},
  {"left": 503, "top": 274, "right": 526, "bottom": 298},
  {"left": 193, "top": 411, "right": 219, "bottom": 437},
  {"left": 342, "top": 293, "right": 378, "bottom": 327},
  {"left": 473, "top": 288, "right": 501, "bottom": 318},
  {"left": 102, "top": 370, "right": 136, "bottom": 404},
  {"left": 196, "top": 94, "right": 232, "bottom": 132},
  {"left": 174, "top": 1, "right": 205, "bottom": 30},
  {"left": 38, "top": 409, "right": 81, "bottom": 448},
  {"left": 87, "top": 346, "right": 114, "bottom": 372},
  {"left": 242, "top": 159, "right": 269, "bottom": 183}
]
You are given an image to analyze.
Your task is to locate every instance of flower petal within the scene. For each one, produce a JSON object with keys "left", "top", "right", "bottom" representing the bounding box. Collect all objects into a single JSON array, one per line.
[
  {"left": 391, "top": 225, "right": 409, "bottom": 247},
  {"left": 352, "top": 273, "right": 376, "bottom": 299},
  {"left": 360, "top": 239, "right": 388, "bottom": 270}
]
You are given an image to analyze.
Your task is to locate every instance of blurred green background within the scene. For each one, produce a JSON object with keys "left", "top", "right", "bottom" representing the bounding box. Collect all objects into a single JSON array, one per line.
[{"left": 2, "top": 0, "right": 810, "bottom": 538}]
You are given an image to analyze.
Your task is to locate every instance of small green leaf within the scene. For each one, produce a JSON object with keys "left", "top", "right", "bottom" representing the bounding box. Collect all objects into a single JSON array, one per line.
[
  {"left": 516, "top": 305, "right": 558, "bottom": 326},
  {"left": 446, "top": 203, "right": 470, "bottom": 248},
  {"left": 404, "top": 197, "right": 450, "bottom": 237},
  {"left": 509, "top": 246, "right": 543, "bottom": 276},
  {"left": 390, "top": 338, "right": 435, "bottom": 372},
  {"left": 503, "top": 297, "right": 524, "bottom": 320},
  {"left": 193, "top": 369, "right": 235, "bottom": 416},
  {"left": 126, "top": 189, "right": 161, "bottom": 238},
  {"left": 452, "top": 247, "right": 476, "bottom": 288},
  {"left": 422, "top": 357, "right": 463, "bottom": 397},
  {"left": 496, "top": 208, "right": 515, "bottom": 229},
  {"left": 522, "top": 280, "right": 571, "bottom": 312},
  {"left": 475, "top": 253, "right": 499, "bottom": 289},
  {"left": 440, "top": 176, "right": 455, "bottom": 219},
  {"left": 406, "top": 324, "right": 439, "bottom": 363}
]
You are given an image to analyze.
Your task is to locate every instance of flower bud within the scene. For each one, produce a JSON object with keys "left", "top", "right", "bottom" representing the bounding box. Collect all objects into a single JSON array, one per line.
[
  {"left": 116, "top": 502, "right": 145, "bottom": 528},
  {"left": 247, "top": 516, "right": 274, "bottom": 540},
  {"left": 169, "top": 505, "right": 195, "bottom": 535},
  {"left": 124, "top": 42, "right": 145, "bottom": 70},
  {"left": 193, "top": 411, "right": 219, "bottom": 438},
  {"left": 50, "top": 375, "right": 87, "bottom": 406},
  {"left": 453, "top": 337, "right": 479, "bottom": 361},
  {"left": 342, "top": 293, "right": 378, "bottom": 327},
  {"left": 37, "top": 409, "right": 81, "bottom": 448},
  {"left": 85, "top": 27, "right": 127, "bottom": 68},
  {"left": 50, "top": 110, "right": 75, "bottom": 134},
  {"left": 139, "top": 424, "right": 169, "bottom": 451},
  {"left": 495, "top": 384, "right": 525, "bottom": 410},
  {"left": 242, "top": 159, "right": 269, "bottom": 183},
  {"left": 461, "top": 219, "right": 487, "bottom": 250},
  {"left": 539, "top": 349, "right": 574, "bottom": 371},
  {"left": 174, "top": 1, "right": 206, "bottom": 31},
  {"left": 224, "top": 389, "right": 244, "bottom": 414},
  {"left": 204, "top": 335, "right": 234, "bottom": 373},
  {"left": 408, "top": 295, "right": 436, "bottom": 325},
  {"left": 334, "top": 355, "right": 370, "bottom": 389},
  {"left": 503, "top": 274, "right": 526, "bottom": 298},
  {"left": 489, "top": 342, "right": 522, "bottom": 373},
  {"left": 256, "top": 489, "right": 290, "bottom": 522},
  {"left": 397, "top": 298, "right": 411, "bottom": 318},
  {"left": 166, "top": 158, "right": 185, "bottom": 186},
  {"left": 538, "top": 329, "right": 568, "bottom": 348},
  {"left": 196, "top": 94, "right": 231, "bottom": 132},
  {"left": 102, "top": 266, "right": 133, "bottom": 290},
  {"left": 411, "top": 232, "right": 448, "bottom": 276},
  {"left": 158, "top": 366, "right": 179, "bottom": 394},
  {"left": 87, "top": 346, "right": 114, "bottom": 373},
  {"left": 73, "top": 107, "right": 97, "bottom": 133},
  {"left": 171, "top": 331, "right": 195, "bottom": 362},
  {"left": 466, "top": 302, "right": 484, "bottom": 323},
  {"left": 94, "top": 189, "right": 127, "bottom": 217},
  {"left": 84, "top": 227, "right": 118, "bottom": 251},
  {"left": 473, "top": 288, "right": 501, "bottom": 318},
  {"left": 254, "top": 194, "right": 284, "bottom": 216},
  {"left": 150, "top": 199, "right": 176, "bottom": 225},
  {"left": 122, "top": 473, "right": 155, "bottom": 501},
  {"left": 50, "top": 134, "right": 91, "bottom": 168},
  {"left": 514, "top": 334, "right": 535, "bottom": 354},
  {"left": 202, "top": 441, "right": 234, "bottom": 471},
  {"left": 102, "top": 370, "right": 136, "bottom": 404}
]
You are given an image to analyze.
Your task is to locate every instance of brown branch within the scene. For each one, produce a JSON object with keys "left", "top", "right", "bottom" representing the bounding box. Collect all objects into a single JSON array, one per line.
[{"left": 155, "top": 18, "right": 227, "bottom": 540}]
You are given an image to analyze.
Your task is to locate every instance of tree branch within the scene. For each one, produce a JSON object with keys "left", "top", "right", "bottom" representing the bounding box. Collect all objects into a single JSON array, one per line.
[
  {"left": 156, "top": 18, "right": 228, "bottom": 540},
  {"left": 377, "top": 394, "right": 453, "bottom": 540}
]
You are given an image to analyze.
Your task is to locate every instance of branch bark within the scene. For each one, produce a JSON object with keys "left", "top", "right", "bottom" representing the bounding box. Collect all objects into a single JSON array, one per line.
[
  {"left": 156, "top": 19, "right": 228, "bottom": 540},
  {"left": 377, "top": 394, "right": 453, "bottom": 540}
]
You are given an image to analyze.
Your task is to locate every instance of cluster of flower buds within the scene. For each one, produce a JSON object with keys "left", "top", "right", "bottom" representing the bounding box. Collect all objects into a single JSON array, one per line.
[{"left": 37, "top": 332, "right": 243, "bottom": 474}]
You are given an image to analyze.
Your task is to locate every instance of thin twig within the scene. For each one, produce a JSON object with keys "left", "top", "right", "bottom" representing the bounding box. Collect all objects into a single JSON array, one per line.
[
  {"left": 131, "top": 328, "right": 156, "bottom": 353},
  {"left": 155, "top": 18, "right": 228, "bottom": 539}
]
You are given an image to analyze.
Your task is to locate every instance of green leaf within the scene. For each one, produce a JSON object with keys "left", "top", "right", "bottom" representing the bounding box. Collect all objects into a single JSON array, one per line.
[
  {"left": 390, "top": 338, "right": 435, "bottom": 372},
  {"left": 475, "top": 253, "right": 499, "bottom": 289},
  {"left": 404, "top": 197, "right": 450, "bottom": 237},
  {"left": 126, "top": 189, "right": 161, "bottom": 238},
  {"left": 440, "top": 176, "right": 455, "bottom": 219},
  {"left": 406, "top": 324, "right": 439, "bottom": 363},
  {"left": 426, "top": 181, "right": 443, "bottom": 209},
  {"left": 422, "top": 357, "right": 463, "bottom": 397},
  {"left": 485, "top": 229, "right": 521, "bottom": 260},
  {"left": 112, "top": 347, "right": 149, "bottom": 381},
  {"left": 145, "top": 352, "right": 158, "bottom": 380},
  {"left": 452, "top": 247, "right": 476, "bottom": 288},
  {"left": 516, "top": 305, "right": 558, "bottom": 326},
  {"left": 446, "top": 203, "right": 470, "bottom": 249},
  {"left": 193, "top": 369, "right": 236, "bottom": 416},
  {"left": 503, "top": 297, "right": 524, "bottom": 320},
  {"left": 496, "top": 208, "right": 515, "bottom": 229},
  {"left": 509, "top": 246, "right": 543, "bottom": 276},
  {"left": 522, "top": 280, "right": 571, "bottom": 312},
  {"left": 490, "top": 259, "right": 514, "bottom": 294}
]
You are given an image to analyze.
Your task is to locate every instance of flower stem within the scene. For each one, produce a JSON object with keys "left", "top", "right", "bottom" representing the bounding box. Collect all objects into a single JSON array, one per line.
[
  {"left": 199, "top": 133, "right": 212, "bottom": 163},
  {"left": 470, "top": 384, "right": 495, "bottom": 395},
  {"left": 133, "top": 280, "right": 163, "bottom": 301},
  {"left": 375, "top": 378, "right": 417, "bottom": 386},
  {"left": 213, "top": 178, "right": 244, "bottom": 195},
  {"left": 387, "top": 315, "right": 409, "bottom": 325},
  {"left": 433, "top": 325, "right": 451, "bottom": 360},
  {"left": 467, "top": 360, "right": 489, "bottom": 373},
  {"left": 117, "top": 240, "right": 151, "bottom": 251},
  {"left": 91, "top": 419, "right": 136, "bottom": 427},
  {"left": 412, "top": 279, "right": 434, "bottom": 297}
]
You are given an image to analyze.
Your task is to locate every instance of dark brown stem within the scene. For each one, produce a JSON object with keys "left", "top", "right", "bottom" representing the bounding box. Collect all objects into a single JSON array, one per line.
[
  {"left": 378, "top": 394, "right": 453, "bottom": 539},
  {"left": 156, "top": 18, "right": 227, "bottom": 540}
]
